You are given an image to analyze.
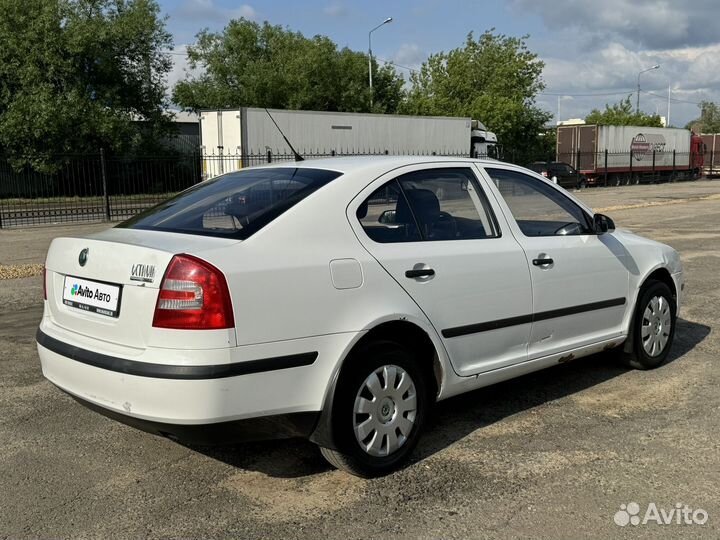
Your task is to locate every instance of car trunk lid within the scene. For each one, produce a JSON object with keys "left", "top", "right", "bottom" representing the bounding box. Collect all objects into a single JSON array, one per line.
[{"left": 44, "top": 228, "right": 240, "bottom": 350}]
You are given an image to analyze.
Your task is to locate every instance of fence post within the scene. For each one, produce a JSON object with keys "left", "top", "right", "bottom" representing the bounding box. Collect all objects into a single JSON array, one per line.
[
  {"left": 652, "top": 150, "right": 656, "bottom": 181},
  {"left": 604, "top": 149, "right": 608, "bottom": 187},
  {"left": 672, "top": 150, "right": 676, "bottom": 181},
  {"left": 267, "top": 149, "right": 272, "bottom": 163},
  {"left": 576, "top": 149, "right": 580, "bottom": 172},
  {"left": 100, "top": 148, "right": 111, "bottom": 221}
]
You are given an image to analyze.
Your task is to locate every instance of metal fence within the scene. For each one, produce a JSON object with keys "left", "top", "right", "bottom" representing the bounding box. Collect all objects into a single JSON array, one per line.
[
  {"left": 1, "top": 148, "right": 718, "bottom": 228},
  {"left": 0, "top": 151, "right": 201, "bottom": 228}
]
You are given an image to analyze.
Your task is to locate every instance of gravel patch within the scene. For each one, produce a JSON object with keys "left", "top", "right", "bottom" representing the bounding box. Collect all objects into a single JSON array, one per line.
[{"left": 0, "top": 264, "right": 44, "bottom": 280}]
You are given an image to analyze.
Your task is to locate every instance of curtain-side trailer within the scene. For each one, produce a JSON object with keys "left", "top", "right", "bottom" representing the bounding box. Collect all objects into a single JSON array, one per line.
[
  {"left": 199, "top": 108, "right": 499, "bottom": 178},
  {"left": 557, "top": 124, "right": 704, "bottom": 185}
]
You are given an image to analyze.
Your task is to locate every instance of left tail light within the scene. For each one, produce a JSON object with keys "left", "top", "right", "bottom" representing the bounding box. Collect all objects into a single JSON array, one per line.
[{"left": 152, "top": 254, "right": 235, "bottom": 330}]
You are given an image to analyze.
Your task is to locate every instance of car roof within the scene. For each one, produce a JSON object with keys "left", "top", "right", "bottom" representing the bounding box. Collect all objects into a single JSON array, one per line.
[{"left": 246, "top": 155, "right": 502, "bottom": 175}]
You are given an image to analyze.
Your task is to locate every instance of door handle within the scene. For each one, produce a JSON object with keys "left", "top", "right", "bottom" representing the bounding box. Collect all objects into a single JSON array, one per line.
[
  {"left": 405, "top": 268, "right": 435, "bottom": 278},
  {"left": 532, "top": 257, "right": 554, "bottom": 266}
]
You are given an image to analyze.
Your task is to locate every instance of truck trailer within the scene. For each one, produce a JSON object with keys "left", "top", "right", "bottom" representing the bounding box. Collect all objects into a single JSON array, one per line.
[
  {"left": 700, "top": 133, "right": 720, "bottom": 177},
  {"left": 199, "top": 108, "right": 499, "bottom": 178},
  {"left": 557, "top": 124, "right": 704, "bottom": 185}
]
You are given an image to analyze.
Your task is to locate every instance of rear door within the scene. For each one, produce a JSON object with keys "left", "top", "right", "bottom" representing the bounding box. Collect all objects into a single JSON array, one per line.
[
  {"left": 350, "top": 163, "right": 533, "bottom": 376},
  {"left": 479, "top": 165, "right": 630, "bottom": 360}
]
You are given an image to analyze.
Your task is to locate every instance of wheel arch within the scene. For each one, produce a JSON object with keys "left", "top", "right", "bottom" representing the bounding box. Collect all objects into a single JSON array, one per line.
[
  {"left": 309, "top": 318, "right": 446, "bottom": 450},
  {"left": 624, "top": 266, "right": 677, "bottom": 353}
]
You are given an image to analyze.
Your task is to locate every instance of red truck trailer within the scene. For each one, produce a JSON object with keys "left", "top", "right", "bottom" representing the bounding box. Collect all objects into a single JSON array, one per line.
[
  {"left": 700, "top": 134, "right": 720, "bottom": 177},
  {"left": 557, "top": 124, "right": 704, "bottom": 185}
]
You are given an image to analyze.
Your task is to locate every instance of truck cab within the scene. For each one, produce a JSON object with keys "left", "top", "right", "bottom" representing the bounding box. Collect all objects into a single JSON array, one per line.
[{"left": 471, "top": 120, "right": 500, "bottom": 159}]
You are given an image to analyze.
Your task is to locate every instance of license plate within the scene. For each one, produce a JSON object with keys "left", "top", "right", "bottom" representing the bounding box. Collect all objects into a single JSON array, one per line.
[{"left": 62, "top": 276, "right": 122, "bottom": 318}]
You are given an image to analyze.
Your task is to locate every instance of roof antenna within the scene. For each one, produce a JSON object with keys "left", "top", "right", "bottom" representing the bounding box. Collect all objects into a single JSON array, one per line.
[{"left": 264, "top": 108, "right": 304, "bottom": 161}]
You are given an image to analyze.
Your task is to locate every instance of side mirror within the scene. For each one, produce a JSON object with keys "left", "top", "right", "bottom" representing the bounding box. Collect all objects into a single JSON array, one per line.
[
  {"left": 379, "top": 210, "right": 396, "bottom": 224},
  {"left": 593, "top": 213, "right": 615, "bottom": 234}
]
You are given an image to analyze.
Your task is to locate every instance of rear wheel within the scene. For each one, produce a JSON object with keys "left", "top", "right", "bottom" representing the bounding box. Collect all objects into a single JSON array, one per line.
[
  {"left": 319, "top": 341, "right": 430, "bottom": 477},
  {"left": 622, "top": 280, "right": 676, "bottom": 369}
]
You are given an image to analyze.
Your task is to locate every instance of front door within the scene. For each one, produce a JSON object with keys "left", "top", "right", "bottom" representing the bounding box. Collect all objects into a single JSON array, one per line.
[
  {"left": 350, "top": 164, "right": 533, "bottom": 376},
  {"left": 479, "top": 166, "right": 630, "bottom": 360}
]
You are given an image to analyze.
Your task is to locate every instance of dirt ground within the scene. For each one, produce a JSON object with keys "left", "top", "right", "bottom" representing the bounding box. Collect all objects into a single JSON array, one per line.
[{"left": 1, "top": 180, "right": 718, "bottom": 539}]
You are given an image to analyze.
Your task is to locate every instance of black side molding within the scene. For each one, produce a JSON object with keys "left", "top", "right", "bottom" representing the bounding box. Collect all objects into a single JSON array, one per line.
[
  {"left": 442, "top": 297, "right": 626, "bottom": 339},
  {"left": 36, "top": 329, "right": 317, "bottom": 380}
]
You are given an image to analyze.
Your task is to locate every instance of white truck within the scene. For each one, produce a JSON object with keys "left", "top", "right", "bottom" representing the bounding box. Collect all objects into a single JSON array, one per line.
[{"left": 199, "top": 108, "right": 499, "bottom": 178}]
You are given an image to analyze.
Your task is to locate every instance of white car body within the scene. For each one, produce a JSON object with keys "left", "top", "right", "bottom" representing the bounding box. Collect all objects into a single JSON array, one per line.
[{"left": 37, "top": 156, "right": 683, "bottom": 450}]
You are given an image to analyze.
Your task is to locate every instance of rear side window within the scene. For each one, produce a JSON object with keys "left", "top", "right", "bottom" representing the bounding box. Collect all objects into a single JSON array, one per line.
[
  {"left": 118, "top": 167, "right": 342, "bottom": 239},
  {"left": 357, "top": 168, "right": 499, "bottom": 243}
]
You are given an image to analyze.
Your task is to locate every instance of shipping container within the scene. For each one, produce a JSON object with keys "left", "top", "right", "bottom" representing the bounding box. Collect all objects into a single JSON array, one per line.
[
  {"left": 199, "top": 108, "right": 498, "bottom": 177},
  {"left": 557, "top": 124, "right": 704, "bottom": 185}
]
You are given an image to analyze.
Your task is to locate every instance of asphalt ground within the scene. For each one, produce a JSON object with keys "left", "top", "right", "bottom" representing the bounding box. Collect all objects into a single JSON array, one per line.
[{"left": 1, "top": 180, "right": 719, "bottom": 539}]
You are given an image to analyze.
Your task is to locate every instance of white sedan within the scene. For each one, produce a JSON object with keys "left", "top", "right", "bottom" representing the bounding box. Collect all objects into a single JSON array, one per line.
[{"left": 37, "top": 156, "right": 683, "bottom": 477}]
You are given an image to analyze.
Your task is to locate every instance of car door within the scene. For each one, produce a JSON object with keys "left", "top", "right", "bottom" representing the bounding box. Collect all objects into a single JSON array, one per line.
[
  {"left": 479, "top": 166, "right": 630, "bottom": 360},
  {"left": 350, "top": 164, "right": 533, "bottom": 376}
]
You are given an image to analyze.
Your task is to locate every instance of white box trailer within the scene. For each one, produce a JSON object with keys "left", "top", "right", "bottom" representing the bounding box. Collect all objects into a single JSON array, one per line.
[
  {"left": 199, "top": 108, "right": 498, "bottom": 177},
  {"left": 557, "top": 124, "right": 704, "bottom": 185}
]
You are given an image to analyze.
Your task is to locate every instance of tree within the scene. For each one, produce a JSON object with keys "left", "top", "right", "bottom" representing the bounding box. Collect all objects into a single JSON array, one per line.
[
  {"left": 585, "top": 96, "right": 663, "bottom": 127},
  {"left": 0, "top": 0, "right": 173, "bottom": 170},
  {"left": 685, "top": 101, "right": 720, "bottom": 133},
  {"left": 173, "top": 19, "right": 405, "bottom": 114},
  {"left": 400, "top": 30, "right": 551, "bottom": 161}
]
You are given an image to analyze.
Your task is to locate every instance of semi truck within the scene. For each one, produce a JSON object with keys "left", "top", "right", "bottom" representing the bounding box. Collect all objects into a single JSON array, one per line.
[
  {"left": 199, "top": 108, "right": 499, "bottom": 178},
  {"left": 556, "top": 124, "right": 704, "bottom": 185},
  {"left": 700, "top": 133, "right": 720, "bottom": 177}
]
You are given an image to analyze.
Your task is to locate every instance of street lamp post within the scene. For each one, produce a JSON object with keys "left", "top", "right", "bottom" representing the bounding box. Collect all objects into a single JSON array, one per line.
[
  {"left": 636, "top": 64, "right": 660, "bottom": 114},
  {"left": 368, "top": 17, "right": 392, "bottom": 108}
]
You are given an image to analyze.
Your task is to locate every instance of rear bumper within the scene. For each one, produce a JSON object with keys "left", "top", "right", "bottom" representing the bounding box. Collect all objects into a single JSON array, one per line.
[
  {"left": 63, "top": 389, "right": 319, "bottom": 445},
  {"left": 37, "top": 321, "right": 358, "bottom": 440}
]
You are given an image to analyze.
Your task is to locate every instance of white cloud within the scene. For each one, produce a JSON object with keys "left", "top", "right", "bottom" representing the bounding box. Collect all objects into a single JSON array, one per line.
[
  {"left": 177, "top": 0, "right": 256, "bottom": 24},
  {"left": 323, "top": 3, "right": 347, "bottom": 17},
  {"left": 165, "top": 45, "right": 203, "bottom": 97},
  {"left": 537, "top": 41, "right": 719, "bottom": 125},
  {"left": 510, "top": 0, "right": 719, "bottom": 50}
]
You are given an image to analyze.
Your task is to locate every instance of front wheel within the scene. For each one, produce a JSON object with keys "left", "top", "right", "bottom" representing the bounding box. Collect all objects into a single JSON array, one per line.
[
  {"left": 319, "top": 341, "right": 430, "bottom": 477},
  {"left": 622, "top": 281, "right": 676, "bottom": 369}
]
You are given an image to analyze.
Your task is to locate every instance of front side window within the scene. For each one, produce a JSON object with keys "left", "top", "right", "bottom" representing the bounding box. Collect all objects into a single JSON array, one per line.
[
  {"left": 485, "top": 168, "right": 593, "bottom": 237},
  {"left": 119, "top": 167, "right": 341, "bottom": 239},
  {"left": 357, "top": 168, "right": 499, "bottom": 243}
]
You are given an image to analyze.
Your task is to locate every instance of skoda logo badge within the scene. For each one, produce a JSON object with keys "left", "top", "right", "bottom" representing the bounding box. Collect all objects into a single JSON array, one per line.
[{"left": 78, "top": 248, "right": 89, "bottom": 267}]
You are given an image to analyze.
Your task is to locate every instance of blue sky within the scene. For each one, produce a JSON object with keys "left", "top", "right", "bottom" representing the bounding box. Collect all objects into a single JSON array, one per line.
[{"left": 159, "top": 0, "right": 720, "bottom": 128}]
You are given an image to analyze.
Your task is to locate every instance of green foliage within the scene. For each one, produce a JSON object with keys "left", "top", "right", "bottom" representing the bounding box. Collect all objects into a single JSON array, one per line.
[
  {"left": 585, "top": 95, "right": 663, "bottom": 127},
  {"left": 173, "top": 19, "right": 405, "bottom": 114},
  {"left": 685, "top": 101, "right": 720, "bottom": 133},
  {"left": 0, "top": 0, "right": 173, "bottom": 171},
  {"left": 399, "top": 30, "right": 551, "bottom": 160}
]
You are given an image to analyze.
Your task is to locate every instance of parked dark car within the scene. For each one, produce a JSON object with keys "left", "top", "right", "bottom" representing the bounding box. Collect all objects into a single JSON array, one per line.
[{"left": 528, "top": 161, "right": 587, "bottom": 190}]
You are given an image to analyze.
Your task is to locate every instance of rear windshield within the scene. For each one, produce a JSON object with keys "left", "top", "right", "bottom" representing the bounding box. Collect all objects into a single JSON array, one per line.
[{"left": 118, "top": 167, "right": 342, "bottom": 239}]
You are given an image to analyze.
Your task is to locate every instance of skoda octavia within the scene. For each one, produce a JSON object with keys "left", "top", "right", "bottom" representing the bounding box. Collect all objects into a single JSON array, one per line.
[{"left": 37, "top": 157, "right": 683, "bottom": 477}]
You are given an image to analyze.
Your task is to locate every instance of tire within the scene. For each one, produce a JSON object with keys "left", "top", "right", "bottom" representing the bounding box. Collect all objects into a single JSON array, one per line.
[
  {"left": 319, "top": 340, "right": 431, "bottom": 477},
  {"left": 622, "top": 280, "right": 677, "bottom": 370},
  {"left": 577, "top": 179, "right": 587, "bottom": 190}
]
